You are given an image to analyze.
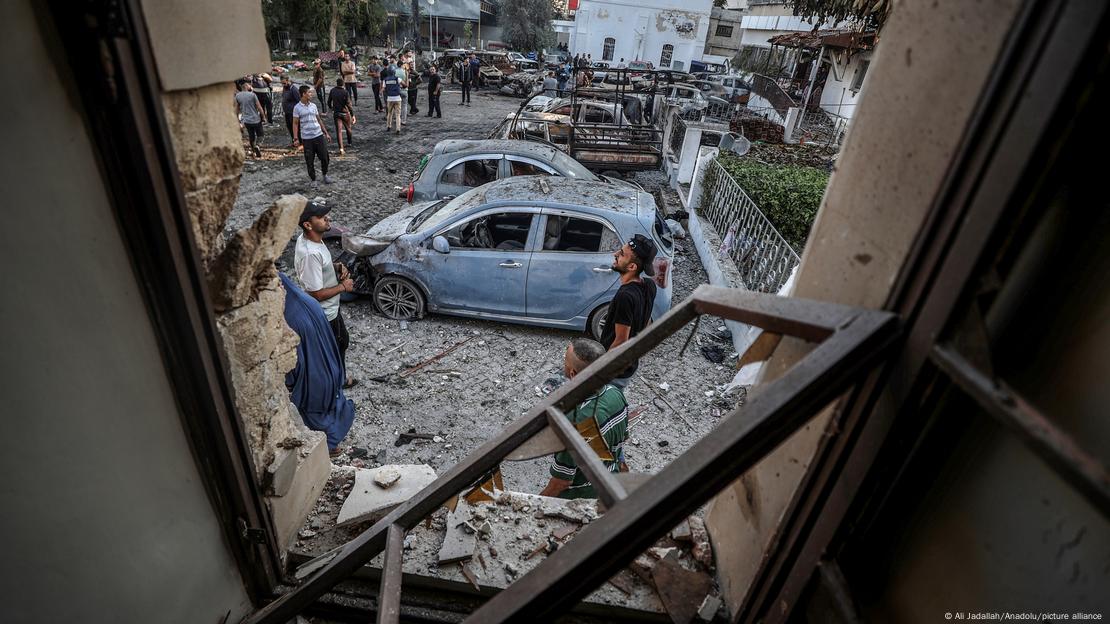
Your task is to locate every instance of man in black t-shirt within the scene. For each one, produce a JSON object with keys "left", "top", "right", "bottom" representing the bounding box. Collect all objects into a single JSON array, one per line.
[
  {"left": 328, "top": 76, "right": 354, "bottom": 154},
  {"left": 599, "top": 233, "right": 658, "bottom": 388}
]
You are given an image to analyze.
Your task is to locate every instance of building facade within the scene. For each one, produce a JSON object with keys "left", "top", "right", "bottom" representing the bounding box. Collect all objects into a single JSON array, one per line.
[
  {"left": 704, "top": 7, "right": 746, "bottom": 60},
  {"left": 570, "top": 0, "right": 714, "bottom": 71}
]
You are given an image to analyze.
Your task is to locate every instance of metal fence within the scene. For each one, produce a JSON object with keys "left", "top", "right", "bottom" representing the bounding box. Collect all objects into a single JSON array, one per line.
[
  {"left": 698, "top": 158, "right": 801, "bottom": 293},
  {"left": 668, "top": 114, "right": 688, "bottom": 159},
  {"left": 793, "top": 109, "right": 849, "bottom": 150}
]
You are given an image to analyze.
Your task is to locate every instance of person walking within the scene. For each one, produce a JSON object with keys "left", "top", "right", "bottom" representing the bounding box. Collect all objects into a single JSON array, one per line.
[
  {"left": 251, "top": 73, "right": 274, "bottom": 123},
  {"left": 328, "top": 76, "right": 354, "bottom": 155},
  {"left": 280, "top": 75, "right": 300, "bottom": 147},
  {"left": 312, "top": 59, "right": 327, "bottom": 112},
  {"left": 382, "top": 64, "right": 403, "bottom": 133},
  {"left": 367, "top": 55, "right": 384, "bottom": 113},
  {"left": 426, "top": 64, "right": 442, "bottom": 118},
  {"left": 294, "top": 202, "right": 357, "bottom": 390},
  {"left": 406, "top": 61, "right": 421, "bottom": 116},
  {"left": 293, "top": 85, "right": 333, "bottom": 186},
  {"left": 395, "top": 61, "right": 409, "bottom": 126},
  {"left": 340, "top": 51, "right": 358, "bottom": 106},
  {"left": 457, "top": 55, "right": 473, "bottom": 106},
  {"left": 539, "top": 338, "right": 630, "bottom": 499},
  {"left": 234, "top": 81, "right": 265, "bottom": 158},
  {"left": 599, "top": 234, "right": 658, "bottom": 389}
]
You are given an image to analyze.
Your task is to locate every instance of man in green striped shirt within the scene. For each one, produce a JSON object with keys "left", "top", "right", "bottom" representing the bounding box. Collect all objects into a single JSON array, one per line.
[{"left": 540, "top": 338, "right": 630, "bottom": 500}]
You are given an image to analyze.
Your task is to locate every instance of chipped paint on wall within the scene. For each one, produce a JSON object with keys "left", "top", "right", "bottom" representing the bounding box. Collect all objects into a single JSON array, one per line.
[{"left": 656, "top": 10, "right": 700, "bottom": 39}]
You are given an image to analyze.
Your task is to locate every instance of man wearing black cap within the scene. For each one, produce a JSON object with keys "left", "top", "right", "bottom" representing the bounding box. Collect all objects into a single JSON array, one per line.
[
  {"left": 294, "top": 202, "right": 357, "bottom": 389},
  {"left": 599, "top": 233, "right": 658, "bottom": 388}
]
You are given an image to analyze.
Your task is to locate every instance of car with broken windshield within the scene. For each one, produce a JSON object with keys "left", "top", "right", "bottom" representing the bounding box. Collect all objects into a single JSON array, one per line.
[
  {"left": 343, "top": 176, "right": 674, "bottom": 339},
  {"left": 402, "top": 139, "right": 641, "bottom": 203}
]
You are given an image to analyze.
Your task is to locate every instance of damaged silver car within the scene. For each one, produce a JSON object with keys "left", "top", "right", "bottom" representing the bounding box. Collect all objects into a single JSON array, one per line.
[{"left": 343, "top": 176, "right": 674, "bottom": 338}]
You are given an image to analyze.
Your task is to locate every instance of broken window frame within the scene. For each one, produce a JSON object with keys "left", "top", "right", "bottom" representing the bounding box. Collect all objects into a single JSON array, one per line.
[
  {"left": 734, "top": 1, "right": 1110, "bottom": 621},
  {"left": 243, "top": 286, "right": 899, "bottom": 624},
  {"left": 43, "top": 0, "right": 284, "bottom": 602}
]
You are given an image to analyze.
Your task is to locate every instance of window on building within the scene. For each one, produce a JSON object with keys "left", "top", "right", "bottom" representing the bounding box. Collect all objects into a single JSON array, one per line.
[
  {"left": 660, "top": 44, "right": 673, "bottom": 68},
  {"left": 715, "top": 24, "right": 733, "bottom": 38},
  {"left": 850, "top": 60, "right": 870, "bottom": 92},
  {"left": 603, "top": 37, "right": 615, "bottom": 61}
]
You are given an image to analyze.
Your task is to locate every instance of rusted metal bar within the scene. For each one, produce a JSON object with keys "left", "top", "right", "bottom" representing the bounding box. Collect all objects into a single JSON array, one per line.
[
  {"left": 546, "top": 407, "right": 627, "bottom": 508},
  {"left": 464, "top": 306, "right": 898, "bottom": 623},
  {"left": 376, "top": 524, "right": 404, "bottom": 624},
  {"left": 931, "top": 343, "right": 1110, "bottom": 518}
]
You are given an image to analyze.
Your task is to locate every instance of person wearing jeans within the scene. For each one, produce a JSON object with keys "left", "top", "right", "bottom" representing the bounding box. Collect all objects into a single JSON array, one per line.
[
  {"left": 340, "top": 52, "right": 358, "bottom": 106},
  {"left": 293, "top": 85, "right": 333, "bottom": 186},
  {"left": 407, "top": 62, "right": 421, "bottom": 115}
]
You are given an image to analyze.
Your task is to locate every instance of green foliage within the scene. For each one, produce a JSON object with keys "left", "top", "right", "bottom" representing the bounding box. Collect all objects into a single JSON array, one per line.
[
  {"left": 714, "top": 153, "right": 830, "bottom": 251},
  {"left": 261, "top": 0, "right": 386, "bottom": 51},
  {"left": 790, "top": 0, "right": 890, "bottom": 32},
  {"left": 500, "top": 0, "right": 555, "bottom": 51}
]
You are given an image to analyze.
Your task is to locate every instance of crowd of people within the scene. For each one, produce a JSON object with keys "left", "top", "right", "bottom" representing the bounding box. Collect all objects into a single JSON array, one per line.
[
  {"left": 233, "top": 49, "right": 452, "bottom": 187},
  {"left": 237, "top": 48, "right": 662, "bottom": 499}
]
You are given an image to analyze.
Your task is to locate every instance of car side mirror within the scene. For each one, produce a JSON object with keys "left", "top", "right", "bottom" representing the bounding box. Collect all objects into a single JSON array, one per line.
[{"left": 432, "top": 235, "right": 450, "bottom": 254}]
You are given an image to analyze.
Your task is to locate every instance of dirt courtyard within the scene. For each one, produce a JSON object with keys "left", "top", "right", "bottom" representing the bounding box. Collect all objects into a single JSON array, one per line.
[{"left": 231, "top": 81, "right": 743, "bottom": 539}]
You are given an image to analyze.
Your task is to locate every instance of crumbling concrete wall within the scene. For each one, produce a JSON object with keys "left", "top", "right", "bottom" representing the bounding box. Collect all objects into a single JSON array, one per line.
[{"left": 144, "top": 0, "right": 329, "bottom": 551}]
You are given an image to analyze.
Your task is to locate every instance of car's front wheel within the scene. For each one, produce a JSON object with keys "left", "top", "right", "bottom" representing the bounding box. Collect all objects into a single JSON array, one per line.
[
  {"left": 373, "top": 276, "right": 425, "bottom": 320},
  {"left": 588, "top": 303, "right": 609, "bottom": 341}
]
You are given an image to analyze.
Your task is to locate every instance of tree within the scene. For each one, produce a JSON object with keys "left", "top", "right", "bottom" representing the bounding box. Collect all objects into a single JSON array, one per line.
[
  {"left": 261, "top": 0, "right": 386, "bottom": 51},
  {"left": 790, "top": 0, "right": 891, "bottom": 31},
  {"left": 500, "top": 0, "right": 555, "bottom": 52},
  {"left": 713, "top": 0, "right": 726, "bottom": 8}
]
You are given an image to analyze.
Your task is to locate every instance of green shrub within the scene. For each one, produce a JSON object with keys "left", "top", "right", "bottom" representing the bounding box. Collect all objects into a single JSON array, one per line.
[{"left": 713, "top": 153, "right": 830, "bottom": 251}]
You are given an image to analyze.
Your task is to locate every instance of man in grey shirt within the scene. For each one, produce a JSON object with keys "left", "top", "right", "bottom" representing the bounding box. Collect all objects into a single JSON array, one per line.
[
  {"left": 234, "top": 81, "right": 265, "bottom": 157},
  {"left": 542, "top": 71, "right": 558, "bottom": 97}
]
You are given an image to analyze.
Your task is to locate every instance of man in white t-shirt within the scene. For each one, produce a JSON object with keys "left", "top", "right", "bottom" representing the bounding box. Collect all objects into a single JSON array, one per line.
[
  {"left": 293, "top": 85, "right": 333, "bottom": 187},
  {"left": 294, "top": 202, "right": 357, "bottom": 388}
]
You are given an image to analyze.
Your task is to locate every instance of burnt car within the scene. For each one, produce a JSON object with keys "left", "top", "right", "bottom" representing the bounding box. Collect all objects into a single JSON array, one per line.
[
  {"left": 343, "top": 176, "right": 674, "bottom": 338},
  {"left": 402, "top": 139, "right": 642, "bottom": 203}
]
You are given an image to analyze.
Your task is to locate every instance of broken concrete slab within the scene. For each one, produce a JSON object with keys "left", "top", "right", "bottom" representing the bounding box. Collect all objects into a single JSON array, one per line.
[
  {"left": 671, "top": 518, "right": 692, "bottom": 542},
  {"left": 438, "top": 499, "right": 478, "bottom": 565},
  {"left": 697, "top": 595, "right": 722, "bottom": 621},
  {"left": 336, "top": 464, "right": 437, "bottom": 527},
  {"left": 687, "top": 515, "right": 714, "bottom": 569}
]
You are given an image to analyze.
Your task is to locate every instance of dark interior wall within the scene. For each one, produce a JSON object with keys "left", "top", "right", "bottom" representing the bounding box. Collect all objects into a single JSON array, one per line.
[{"left": 0, "top": 1, "right": 253, "bottom": 622}]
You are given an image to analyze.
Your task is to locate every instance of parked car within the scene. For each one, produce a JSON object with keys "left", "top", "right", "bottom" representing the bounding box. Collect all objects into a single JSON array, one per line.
[
  {"left": 523, "top": 97, "right": 637, "bottom": 125},
  {"left": 343, "top": 176, "right": 675, "bottom": 338},
  {"left": 716, "top": 75, "right": 753, "bottom": 104},
  {"left": 402, "top": 139, "right": 642, "bottom": 203},
  {"left": 661, "top": 83, "right": 709, "bottom": 109},
  {"left": 687, "top": 80, "right": 731, "bottom": 106},
  {"left": 627, "top": 60, "right": 654, "bottom": 79},
  {"left": 506, "top": 51, "right": 540, "bottom": 71}
]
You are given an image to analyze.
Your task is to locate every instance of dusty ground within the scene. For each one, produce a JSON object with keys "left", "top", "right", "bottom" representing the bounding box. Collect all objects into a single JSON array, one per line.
[{"left": 232, "top": 83, "right": 743, "bottom": 613}]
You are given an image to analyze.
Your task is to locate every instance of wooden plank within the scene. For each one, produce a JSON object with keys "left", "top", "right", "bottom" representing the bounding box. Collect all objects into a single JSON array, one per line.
[{"left": 376, "top": 524, "right": 404, "bottom": 624}]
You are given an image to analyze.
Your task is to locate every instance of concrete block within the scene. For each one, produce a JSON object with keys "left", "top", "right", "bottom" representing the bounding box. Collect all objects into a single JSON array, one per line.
[
  {"left": 268, "top": 431, "right": 330, "bottom": 551},
  {"left": 265, "top": 447, "right": 297, "bottom": 497},
  {"left": 337, "top": 465, "right": 437, "bottom": 527},
  {"left": 438, "top": 499, "right": 478, "bottom": 565}
]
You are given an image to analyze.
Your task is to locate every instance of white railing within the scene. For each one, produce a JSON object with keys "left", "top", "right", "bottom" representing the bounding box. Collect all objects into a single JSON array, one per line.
[{"left": 698, "top": 158, "right": 801, "bottom": 294}]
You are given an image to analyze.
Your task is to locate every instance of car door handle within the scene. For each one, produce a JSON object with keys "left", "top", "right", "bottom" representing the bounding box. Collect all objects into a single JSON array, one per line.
[
  {"left": 593, "top": 266, "right": 612, "bottom": 273},
  {"left": 499, "top": 261, "right": 523, "bottom": 268}
]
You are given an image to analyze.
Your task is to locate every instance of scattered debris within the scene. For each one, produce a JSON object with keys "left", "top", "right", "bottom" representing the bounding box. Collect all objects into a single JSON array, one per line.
[
  {"left": 399, "top": 336, "right": 476, "bottom": 378},
  {"left": 552, "top": 525, "right": 577, "bottom": 541},
  {"left": 700, "top": 344, "right": 727, "bottom": 364},
  {"left": 639, "top": 376, "right": 698, "bottom": 431},
  {"left": 276, "top": 436, "right": 305, "bottom": 449},
  {"left": 298, "top": 529, "right": 317, "bottom": 540},
  {"left": 438, "top": 499, "right": 478, "bottom": 564},
  {"left": 373, "top": 467, "right": 402, "bottom": 489},
  {"left": 336, "top": 465, "right": 437, "bottom": 526},
  {"left": 607, "top": 571, "right": 634, "bottom": 596},
  {"left": 459, "top": 561, "right": 481, "bottom": 591},
  {"left": 394, "top": 428, "right": 439, "bottom": 447},
  {"left": 697, "top": 595, "right": 722, "bottom": 621},
  {"left": 688, "top": 516, "right": 714, "bottom": 569},
  {"left": 671, "top": 519, "right": 692, "bottom": 542},
  {"left": 652, "top": 556, "right": 714, "bottom": 624},
  {"left": 658, "top": 440, "right": 670, "bottom": 448}
]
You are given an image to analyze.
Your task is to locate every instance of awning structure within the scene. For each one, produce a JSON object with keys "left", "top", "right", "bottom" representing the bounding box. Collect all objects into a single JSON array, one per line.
[{"left": 767, "top": 29, "right": 877, "bottom": 51}]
